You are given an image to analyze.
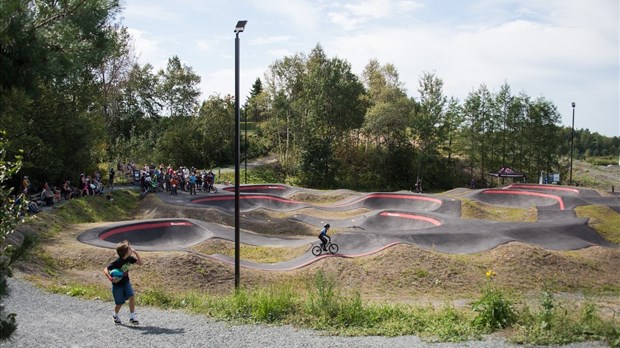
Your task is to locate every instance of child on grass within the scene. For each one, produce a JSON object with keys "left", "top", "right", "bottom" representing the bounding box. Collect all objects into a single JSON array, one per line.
[{"left": 103, "top": 240, "right": 143, "bottom": 324}]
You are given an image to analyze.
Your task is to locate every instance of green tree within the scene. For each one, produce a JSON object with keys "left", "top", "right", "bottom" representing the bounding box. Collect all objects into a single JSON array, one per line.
[
  {"left": 263, "top": 53, "right": 306, "bottom": 168},
  {"left": 0, "top": 0, "right": 124, "bottom": 185},
  {"left": 94, "top": 26, "right": 136, "bottom": 161},
  {"left": 443, "top": 97, "right": 463, "bottom": 186},
  {"left": 192, "top": 95, "right": 236, "bottom": 167},
  {"left": 414, "top": 71, "right": 447, "bottom": 186},
  {"left": 245, "top": 78, "right": 265, "bottom": 122},
  {"left": 494, "top": 83, "right": 515, "bottom": 169},
  {"left": 158, "top": 56, "right": 201, "bottom": 117},
  {"left": 359, "top": 59, "right": 415, "bottom": 189},
  {"left": 462, "top": 84, "right": 493, "bottom": 184},
  {"left": 522, "top": 97, "right": 561, "bottom": 178},
  {"left": 108, "top": 62, "right": 163, "bottom": 163},
  {"left": 362, "top": 60, "right": 412, "bottom": 146},
  {"left": 298, "top": 45, "right": 366, "bottom": 187}
]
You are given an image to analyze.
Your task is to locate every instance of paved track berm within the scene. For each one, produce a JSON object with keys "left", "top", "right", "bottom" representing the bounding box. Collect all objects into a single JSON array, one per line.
[{"left": 78, "top": 184, "right": 619, "bottom": 271}]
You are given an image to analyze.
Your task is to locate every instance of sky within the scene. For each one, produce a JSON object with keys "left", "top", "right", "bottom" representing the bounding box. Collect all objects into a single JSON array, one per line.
[{"left": 120, "top": 0, "right": 619, "bottom": 137}]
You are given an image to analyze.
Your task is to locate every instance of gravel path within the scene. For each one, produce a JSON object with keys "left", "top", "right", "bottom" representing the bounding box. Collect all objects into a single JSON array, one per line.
[{"left": 2, "top": 277, "right": 608, "bottom": 348}]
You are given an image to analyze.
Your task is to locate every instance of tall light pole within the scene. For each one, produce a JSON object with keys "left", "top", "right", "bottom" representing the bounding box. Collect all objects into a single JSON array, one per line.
[
  {"left": 244, "top": 108, "right": 248, "bottom": 184},
  {"left": 234, "top": 20, "right": 247, "bottom": 290},
  {"left": 569, "top": 101, "right": 575, "bottom": 186}
]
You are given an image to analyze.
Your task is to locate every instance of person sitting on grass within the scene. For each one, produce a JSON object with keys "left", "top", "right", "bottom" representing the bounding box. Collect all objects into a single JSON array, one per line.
[
  {"left": 61, "top": 179, "right": 73, "bottom": 200},
  {"left": 41, "top": 182, "right": 55, "bottom": 206},
  {"left": 17, "top": 191, "right": 40, "bottom": 214}
]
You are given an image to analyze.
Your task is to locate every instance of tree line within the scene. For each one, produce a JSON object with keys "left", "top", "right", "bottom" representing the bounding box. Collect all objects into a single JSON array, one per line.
[{"left": 1, "top": 1, "right": 618, "bottom": 193}]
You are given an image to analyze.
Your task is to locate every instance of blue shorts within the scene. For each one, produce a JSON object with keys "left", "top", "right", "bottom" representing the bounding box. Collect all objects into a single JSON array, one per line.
[{"left": 112, "top": 281, "right": 134, "bottom": 305}]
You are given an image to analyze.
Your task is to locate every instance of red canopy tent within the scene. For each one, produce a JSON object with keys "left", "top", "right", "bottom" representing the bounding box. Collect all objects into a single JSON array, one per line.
[{"left": 488, "top": 166, "right": 524, "bottom": 185}]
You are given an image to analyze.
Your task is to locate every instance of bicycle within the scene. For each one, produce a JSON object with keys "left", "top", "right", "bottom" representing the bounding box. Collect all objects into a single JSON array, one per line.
[
  {"left": 311, "top": 240, "right": 339, "bottom": 256},
  {"left": 205, "top": 181, "right": 217, "bottom": 193}
]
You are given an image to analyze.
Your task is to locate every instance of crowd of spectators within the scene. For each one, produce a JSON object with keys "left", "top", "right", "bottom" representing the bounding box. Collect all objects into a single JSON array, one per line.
[
  {"left": 15, "top": 169, "right": 112, "bottom": 214},
  {"left": 12, "top": 161, "right": 223, "bottom": 215},
  {"left": 131, "top": 162, "right": 217, "bottom": 196}
]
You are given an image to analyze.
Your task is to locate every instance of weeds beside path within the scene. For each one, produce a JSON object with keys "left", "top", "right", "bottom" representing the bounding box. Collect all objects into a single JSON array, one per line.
[{"left": 4, "top": 276, "right": 609, "bottom": 348}]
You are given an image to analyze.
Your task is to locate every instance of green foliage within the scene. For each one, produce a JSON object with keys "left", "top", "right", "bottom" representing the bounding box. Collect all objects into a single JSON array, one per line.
[
  {"left": 1, "top": 0, "right": 124, "bottom": 186},
  {"left": 512, "top": 289, "right": 619, "bottom": 346},
  {"left": 218, "top": 166, "right": 285, "bottom": 185},
  {"left": 299, "top": 132, "right": 337, "bottom": 188},
  {"left": 586, "top": 156, "right": 618, "bottom": 166},
  {"left": 140, "top": 288, "right": 178, "bottom": 308},
  {"left": 48, "top": 283, "right": 108, "bottom": 299},
  {"left": 305, "top": 270, "right": 339, "bottom": 318},
  {"left": 158, "top": 56, "right": 201, "bottom": 117},
  {"left": 471, "top": 282, "right": 517, "bottom": 332},
  {"left": 0, "top": 131, "right": 24, "bottom": 341},
  {"left": 204, "top": 286, "right": 298, "bottom": 323}
]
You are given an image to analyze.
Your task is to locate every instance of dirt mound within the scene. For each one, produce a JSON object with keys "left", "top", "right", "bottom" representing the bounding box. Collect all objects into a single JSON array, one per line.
[
  {"left": 138, "top": 194, "right": 315, "bottom": 236},
  {"left": 286, "top": 191, "right": 358, "bottom": 204}
]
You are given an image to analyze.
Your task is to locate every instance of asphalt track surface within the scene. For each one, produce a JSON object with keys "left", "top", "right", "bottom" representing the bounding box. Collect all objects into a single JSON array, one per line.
[{"left": 78, "top": 184, "right": 620, "bottom": 271}]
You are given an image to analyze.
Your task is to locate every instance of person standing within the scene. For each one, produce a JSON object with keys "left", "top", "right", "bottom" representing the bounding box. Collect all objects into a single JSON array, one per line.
[
  {"left": 189, "top": 172, "right": 197, "bottom": 195},
  {"left": 103, "top": 240, "right": 143, "bottom": 325},
  {"left": 109, "top": 168, "right": 116, "bottom": 190}
]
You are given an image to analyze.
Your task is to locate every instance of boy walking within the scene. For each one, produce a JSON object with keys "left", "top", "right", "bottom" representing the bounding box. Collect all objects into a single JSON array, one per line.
[{"left": 103, "top": 240, "right": 143, "bottom": 324}]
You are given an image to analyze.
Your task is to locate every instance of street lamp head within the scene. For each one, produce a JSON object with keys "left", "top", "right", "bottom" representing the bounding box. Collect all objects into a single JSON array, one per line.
[
  {"left": 571, "top": 102, "right": 575, "bottom": 108},
  {"left": 234, "top": 20, "right": 247, "bottom": 33}
]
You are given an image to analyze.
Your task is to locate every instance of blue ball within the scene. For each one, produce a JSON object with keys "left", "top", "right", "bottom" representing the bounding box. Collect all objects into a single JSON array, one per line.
[{"left": 110, "top": 269, "right": 123, "bottom": 280}]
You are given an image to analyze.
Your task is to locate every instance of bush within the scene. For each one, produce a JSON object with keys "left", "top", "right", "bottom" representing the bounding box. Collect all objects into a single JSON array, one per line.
[
  {"left": 0, "top": 132, "right": 25, "bottom": 342},
  {"left": 471, "top": 271, "right": 516, "bottom": 332},
  {"left": 305, "top": 270, "right": 339, "bottom": 320}
]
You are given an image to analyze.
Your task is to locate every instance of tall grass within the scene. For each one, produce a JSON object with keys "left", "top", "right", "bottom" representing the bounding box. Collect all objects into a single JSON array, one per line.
[
  {"left": 47, "top": 267, "right": 618, "bottom": 345},
  {"left": 512, "top": 290, "right": 620, "bottom": 346}
]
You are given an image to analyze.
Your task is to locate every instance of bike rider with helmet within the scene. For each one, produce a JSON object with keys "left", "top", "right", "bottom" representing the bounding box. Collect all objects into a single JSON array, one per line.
[{"left": 318, "top": 223, "right": 331, "bottom": 251}]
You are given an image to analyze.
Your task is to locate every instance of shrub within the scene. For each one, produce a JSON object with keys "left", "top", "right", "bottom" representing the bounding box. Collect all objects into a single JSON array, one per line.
[{"left": 471, "top": 270, "right": 516, "bottom": 332}]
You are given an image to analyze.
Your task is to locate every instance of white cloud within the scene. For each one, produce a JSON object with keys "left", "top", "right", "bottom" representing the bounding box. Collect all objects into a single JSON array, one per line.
[
  {"left": 249, "top": 0, "right": 321, "bottom": 32},
  {"left": 345, "top": 0, "right": 392, "bottom": 18},
  {"left": 196, "top": 40, "right": 210, "bottom": 52},
  {"left": 327, "top": 12, "right": 362, "bottom": 31},
  {"left": 123, "top": 2, "right": 179, "bottom": 22},
  {"left": 267, "top": 49, "right": 293, "bottom": 57},
  {"left": 329, "top": 0, "right": 423, "bottom": 30},
  {"left": 250, "top": 35, "right": 292, "bottom": 46},
  {"left": 126, "top": 28, "right": 167, "bottom": 68}
]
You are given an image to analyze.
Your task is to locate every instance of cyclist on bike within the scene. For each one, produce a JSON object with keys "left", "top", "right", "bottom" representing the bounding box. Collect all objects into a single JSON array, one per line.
[
  {"left": 205, "top": 170, "right": 215, "bottom": 192},
  {"left": 318, "top": 223, "right": 331, "bottom": 251}
]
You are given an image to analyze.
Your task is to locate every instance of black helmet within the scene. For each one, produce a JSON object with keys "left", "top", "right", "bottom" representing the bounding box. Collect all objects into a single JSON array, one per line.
[{"left": 324, "top": 223, "right": 330, "bottom": 228}]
